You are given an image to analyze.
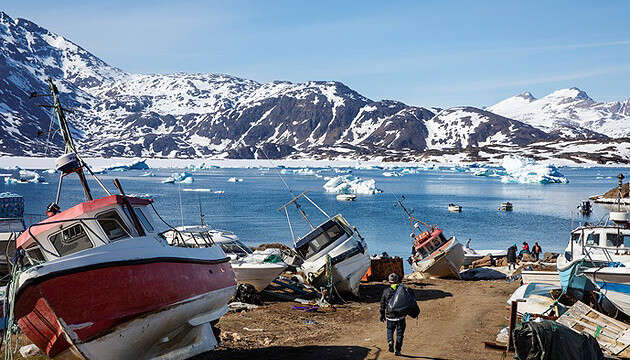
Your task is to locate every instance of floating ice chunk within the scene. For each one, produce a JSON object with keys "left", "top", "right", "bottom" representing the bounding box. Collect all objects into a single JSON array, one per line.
[
  {"left": 280, "top": 168, "right": 316, "bottom": 176},
  {"left": 333, "top": 168, "right": 352, "bottom": 174},
  {"left": 104, "top": 159, "right": 150, "bottom": 172},
  {"left": 323, "top": 175, "right": 382, "bottom": 195},
  {"left": 500, "top": 156, "right": 569, "bottom": 184},
  {"left": 18, "top": 170, "right": 46, "bottom": 183},
  {"left": 139, "top": 172, "right": 155, "bottom": 177},
  {"left": 162, "top": 172, "right": 193, "bottom": 184},
  {"left": 383, "top": 171, "right": 402, "bottom": 177},
  {"left": 228, "top": 177, "right": 244, "bottom": 183},
  {"left": 354, "top": 164, "right": 383, "bottom": 170},
  {"left": 4, "top": 178, "right": 19, "bottom": 185},
  {"left": 43, "top": 169, "right": 56, "bottom": 174}
]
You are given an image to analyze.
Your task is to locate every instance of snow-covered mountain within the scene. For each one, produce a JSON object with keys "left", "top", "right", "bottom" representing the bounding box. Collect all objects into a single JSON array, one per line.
[
  {"left": 488, "top": 88, "right": 630, "bottom": 138},
  {"left": 0, "top": 11, "right": 627, "bottom": 164}
]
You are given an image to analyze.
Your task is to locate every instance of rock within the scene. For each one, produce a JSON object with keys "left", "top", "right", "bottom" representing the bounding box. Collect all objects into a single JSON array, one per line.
[
  {"left": 497, "top": 257, "right": 508, "bottom": 266},
  {"left": 541, "top": 252, "right": 559, "bottom": 262},
  {"left": 472, "top": 255, "right": 493, "bottom": 268},
  {"left": 521, "top": 253, "right": 536, "bottom": 262}
]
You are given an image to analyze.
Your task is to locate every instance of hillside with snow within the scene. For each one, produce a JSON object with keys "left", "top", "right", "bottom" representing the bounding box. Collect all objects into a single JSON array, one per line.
[
  {"left": 1, "top": 11, "right": 629, "bottom": 164},
  {"left": 488, "top": 88, "right": 630, "bottom": 138}
]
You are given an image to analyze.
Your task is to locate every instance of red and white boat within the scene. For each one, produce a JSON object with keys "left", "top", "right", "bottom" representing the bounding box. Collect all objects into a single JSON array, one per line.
[
  {"left": 396, "top": 197, "right": 464, "bottom": 279},
  {"left": 8, "top": 79, "right": 237, "bottom": 359}
]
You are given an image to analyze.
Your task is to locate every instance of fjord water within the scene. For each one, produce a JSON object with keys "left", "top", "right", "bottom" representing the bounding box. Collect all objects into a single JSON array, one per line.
[{"left": 1, "top": 166, "right": 624, "bottom": 273}]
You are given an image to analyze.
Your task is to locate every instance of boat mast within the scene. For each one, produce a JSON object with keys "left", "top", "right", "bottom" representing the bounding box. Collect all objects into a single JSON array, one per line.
[
  {"left": 617, "top": 173, "right": 625, "bottom": 212},
  {"left": 31, "top": 78, "right": 111, "bottom": 205}
]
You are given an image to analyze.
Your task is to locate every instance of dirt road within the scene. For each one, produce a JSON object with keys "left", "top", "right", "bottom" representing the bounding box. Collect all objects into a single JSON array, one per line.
[{"left": 206, "top": 278, "right": 520, "bottom": 360}]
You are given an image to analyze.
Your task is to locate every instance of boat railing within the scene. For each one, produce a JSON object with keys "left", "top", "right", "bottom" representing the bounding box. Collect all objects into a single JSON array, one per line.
[{"left": 161, "top": 229, "right": 215, "bottom": 248}]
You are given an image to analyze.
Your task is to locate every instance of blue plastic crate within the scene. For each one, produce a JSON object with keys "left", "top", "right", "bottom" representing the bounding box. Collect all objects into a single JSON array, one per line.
[{"left": 0, "top": 192, "right": 24, "bottom": 219}]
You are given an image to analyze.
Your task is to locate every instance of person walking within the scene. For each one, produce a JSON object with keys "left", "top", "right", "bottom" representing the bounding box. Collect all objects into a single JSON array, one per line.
[
  {"left": 532, "top": 242, "right": 542, "bottom": 261},
  {"left": 380, "top": 273, "right": 406, "bottom": 356},
  {"left": 507, "top": 243, "right": 517, "bottom": 271}
]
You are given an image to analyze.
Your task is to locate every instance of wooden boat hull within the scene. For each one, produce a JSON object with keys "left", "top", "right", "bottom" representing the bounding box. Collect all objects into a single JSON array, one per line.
[
  {"left": 15, "top": 243, "right": 236, "bottom": 359},
  {"left": 412, "top": 238, "right": 464, "bottom": 279}
]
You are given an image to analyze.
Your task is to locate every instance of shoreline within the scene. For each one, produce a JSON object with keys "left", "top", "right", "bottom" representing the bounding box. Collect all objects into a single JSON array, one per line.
[{"left": 2, "top": 155, "right": 630, "bottom": 170}]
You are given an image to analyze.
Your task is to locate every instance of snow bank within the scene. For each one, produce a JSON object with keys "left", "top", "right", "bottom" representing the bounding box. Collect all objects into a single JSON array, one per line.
[
  {"left": 323, "top": 175, "right": 382, "bottom": 195},
  {"left": 162, "top": 172, "right": 193, "bottom": 184},
  {"left": 500, "top": 156, "right": 569, "bottom": 184}
]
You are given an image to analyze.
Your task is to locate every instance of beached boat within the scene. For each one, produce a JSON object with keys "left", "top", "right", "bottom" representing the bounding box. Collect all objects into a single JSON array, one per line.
[
  {"left": 279, "top": 192, "right": 370, "bottom": 297},
  {"left": 9, "top": 79, "right": 237, "bottom": 360},
  {"left": 447, "top": 203, "right": 462, "bottom": 212},
  {"left": 336, "top": 193, "right": 357, "bottom": 201},
  {"left": 462, "top": 241, "right": 506, "bottom": 267},
  {"left": 583, "top": 266, "right": 630, "bottom": 316},
  {"left": 397, "top": 197, "right": 464, "bottom": 278},
  {"left": 165, "top": 226, "right": 288, "bottom": 292},
  {"left": 521, "top": 270, "right": 561, "bottom": 287},
  {"left": 499, "top": 202, "right": 513, "bottom": 211}
]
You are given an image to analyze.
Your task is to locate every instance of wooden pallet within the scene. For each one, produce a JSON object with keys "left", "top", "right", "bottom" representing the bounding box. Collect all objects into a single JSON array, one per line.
[{"left": 557, "top": 301, "right": 630, "bottom": 357}]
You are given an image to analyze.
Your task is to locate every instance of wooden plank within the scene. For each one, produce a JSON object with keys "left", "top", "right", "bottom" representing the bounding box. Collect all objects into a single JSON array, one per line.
[{"left": 508, "top": 301, "right": 518, "bottom": 352}]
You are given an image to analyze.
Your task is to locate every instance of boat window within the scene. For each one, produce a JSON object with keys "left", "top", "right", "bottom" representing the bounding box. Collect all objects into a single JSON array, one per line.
[
  {"left": 585, "top": 233, "right": 599, "bottom": 246},
  {"left": 297, "top": 221, "right": 348, "bottom": 259},
  {"left": 122, "top": 207, "right": 154, "bottom": 233},
  {"left": 134, "top": 208, "right": 154, "bottom": 232},
  {"left": 220, "top": 241, "right": 252, "bottom": 256},
  {"left": 25, "top": 245, "right": 45, "bottom": 264},
  {"left": 49, "top": 223, "right": 93, "bottom": 256},
  {"left": 606, "top": 233, "right": 625, "bottom": 247},
  {"left": 624, "top": 235, "right": 630, "bottom": 248},
  {"left": 97, "top": 210, "right": 130, "bottom": 241},
  {"left": 571, "top": 233, "right": 581, "bottom": 243}
]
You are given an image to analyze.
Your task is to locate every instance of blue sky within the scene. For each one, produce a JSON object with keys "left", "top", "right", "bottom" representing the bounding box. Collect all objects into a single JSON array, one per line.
[{"left": 4, "top": 0, "right": 630, "bottom": 107}]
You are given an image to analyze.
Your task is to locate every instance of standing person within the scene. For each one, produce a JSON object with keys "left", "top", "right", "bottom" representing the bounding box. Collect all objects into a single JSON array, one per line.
[
  {"left": 380, "top": 273, "right": 406, "bottom": 356},
  {"left": 507, "top": 243, "right": 517, "bottom": 271},
  {"left": 532, "top": 242, "right": 542, "bottom": 261}
]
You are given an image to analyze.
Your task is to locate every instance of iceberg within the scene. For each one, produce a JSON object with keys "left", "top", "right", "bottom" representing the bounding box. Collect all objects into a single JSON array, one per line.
[
  {"left": 280, "top": 168, "right": 317, "bottom": 176},
  {"left": 104, "top": 159, "right": 150, "bottom": 172},
  {"left": 162, "top": 172, "right": 193, "bottom": 184},
  {"left": 383, "top": 171, "right": 402, "bottom": 177},
  {"left": 228, "top": 177, "right": 244, "bottom": 183},
  {"left": 139, "top": 172, "right": 155, "bottom": 177},
  {"left": 323, "top": 175, "right": 382, "bottom": 195},
  {"left": 500, "top": 156, "right": 569, "bottom": 185}
]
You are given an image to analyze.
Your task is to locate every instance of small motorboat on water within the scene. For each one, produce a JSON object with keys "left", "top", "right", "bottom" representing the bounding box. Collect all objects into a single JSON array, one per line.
[
  {"left": 279, "top": 191, "right": 370, "bottom": 297},
  {"left": 165, "top": 225, "right": 288, "bottom": 292},
  {"left": 9, "top": 79, "right": 237, "bottom": 360},
  {"left": 499, "top": 202, "right": 513, "bottom": 211},
  {"left": 336, "top": 193, "right": 357, "bottom": 202},
  {"left": 447, "top": 203, "right": 462, "bottom": 212},
  {"left": 397, "top": 197, "right": 464, "bottom": 278}
]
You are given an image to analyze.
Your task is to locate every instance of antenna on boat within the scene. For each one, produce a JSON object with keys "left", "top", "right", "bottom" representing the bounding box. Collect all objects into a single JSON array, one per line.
[
  {"left": 617, "top": 173, "right": 625, "bottom": 212},
  {"left": 29, "top": 78, "right": 111, "bottom": 205},
  {"left": 198, "top": 196, "right": 205, "bottom": 227},
  {"left": 393, "top": 193, "right": 431, "bottom": 232}
]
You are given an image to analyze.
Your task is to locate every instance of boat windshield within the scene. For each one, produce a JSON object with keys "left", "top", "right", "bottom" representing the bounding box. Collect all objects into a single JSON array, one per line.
[
  {"left": 605, "top": 233, "right": 630, "bottom": 248},
  {"left": 219, "top": 240, "right": 253, "bottom": 256},
  {"left": 415, "top": 233, "right": 448, "bottom": 259},
  {"left": 296, "top": 220, "right": 349, "bottom": 260}
]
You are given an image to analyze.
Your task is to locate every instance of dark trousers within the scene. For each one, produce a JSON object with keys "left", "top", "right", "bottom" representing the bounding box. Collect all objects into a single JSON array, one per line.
[{"left": 386, "top": 318, "right": 406, "bottom": 351}]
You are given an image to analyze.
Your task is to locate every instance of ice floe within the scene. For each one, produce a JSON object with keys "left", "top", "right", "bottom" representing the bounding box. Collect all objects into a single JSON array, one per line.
[
  {"left": 323, "top": 175, "right": 382, "bottom": 195},
  {"left": 162, "top": 172, "right": 194, "bottom": 184},
  {"left": 280, "top": 168, "right": 317, "bottom": 176},
  {"left": 139, "top": 172, "right": 155, "bottom": 177},
  {"left": 102, "top": 159, "right": 150, "bottom": 172},
  {"left": 228, "top": 177, "right": 244, "bottom": 183},
  {"left": 499, "top": 156, "right": 569, "bottom": 184}
]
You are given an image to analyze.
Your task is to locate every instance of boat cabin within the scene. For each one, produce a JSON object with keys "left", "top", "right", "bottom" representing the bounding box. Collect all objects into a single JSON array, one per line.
[
  {"left": 294, "top": 215, "right": 353, "bottom": 261},
  {"left": 164, "top": 226, "right": 251, "bottom": 257},
  {"left": 569, "top": 226, "right": 630, "bottom": 253},
  {"left": 412, "top": 228, "right": 449, "bottom": 259},
  {"left": 16, "top": 195, "right": 157, "bottom": 265}
]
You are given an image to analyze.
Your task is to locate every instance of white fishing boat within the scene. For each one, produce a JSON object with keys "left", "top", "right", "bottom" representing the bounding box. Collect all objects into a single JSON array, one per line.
[
  {"left": 336, "top": 194, "right": 357, "bottom": 202},
  {"left": 462, "top": 240, "right": 506, "bottom": 267},
  {"left": 279, "top": 192, "right": 370, "bottom": 297},
  {"left": 165, "top": 226, "right": 287, "bottom": 292},
  {"left": 583, "top": 266, "right": 630, "bottom": 316},
  {"left": 447, "top": 203, "right": 462, "bottom": 212},
  {"left": 398, "top": 197, "right": 464, "bottom": 278}
]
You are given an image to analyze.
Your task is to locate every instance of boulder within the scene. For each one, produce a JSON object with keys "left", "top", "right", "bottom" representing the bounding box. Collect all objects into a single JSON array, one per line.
[
  {"left": 521, "top": 252, "right": 535, "bottom": 262},
  {"left": 542, "top": 252, "right": 559, "bottom": 263}
]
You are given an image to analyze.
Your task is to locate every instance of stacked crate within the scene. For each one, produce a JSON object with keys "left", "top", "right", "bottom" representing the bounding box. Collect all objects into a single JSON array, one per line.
[
  {"left": 361, "top": 257, "right": 404, "bottom": 282},
  {"left": 0, "top": 192, "right": 24, "bottom": 219}
]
